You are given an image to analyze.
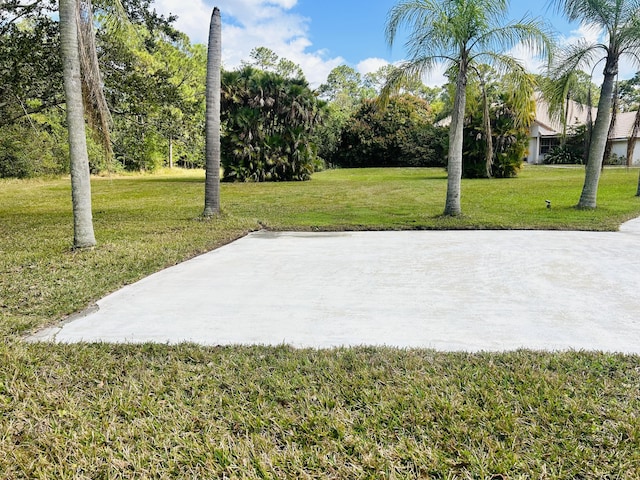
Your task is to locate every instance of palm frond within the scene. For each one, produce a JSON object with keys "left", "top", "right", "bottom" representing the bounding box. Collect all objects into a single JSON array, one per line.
[
  {"left": 549, "top": 40, "right": 605, "bottom": 78},
  {"left": 549, "top": 0, "right": 613, "bottom": 26},
  {"left": 470, "top": 53, "right": 535, "bottom": 127},
  {"left": 386, "top": 0, "right": 437, "bottom": 48},
  {"left": 473, "top": 16, "right": 554, "bottom": 65},
  {"left": 378, "top": 57, "right": 443, "bottom": 107},
  {"left": 77, "top": 0, "right": 112, "bottom": 156}
]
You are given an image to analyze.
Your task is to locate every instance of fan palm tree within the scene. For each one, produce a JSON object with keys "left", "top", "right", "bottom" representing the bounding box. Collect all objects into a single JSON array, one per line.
[
  {"left": 550, "top": 0, "right": 640, "bottom": 208},
  {"left": 203, "top": 6, "right": 222, "bottom": 217},
  {"left": 384, "top": 0, "right": 552, "bottom": 215}
]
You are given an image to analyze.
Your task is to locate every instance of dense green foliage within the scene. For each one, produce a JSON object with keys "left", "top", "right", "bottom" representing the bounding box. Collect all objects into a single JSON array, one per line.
[
  {"left": 543, "top": 125, "right": 589, "bottom": 165},
  {"left": 1, "top": 2, "right": 539, "bottom": 182},
  {"left": 332, "top": 95, "right": 447, "bottom": 168},
  {"left": 315, "top": 64, "right": 449, "bottom": 164},
  {"left": 0, "top": 1, "right": 202, "bottom": 177},
  {"left": 100, "top": 24, "right": 206, "bottom": 171},
  {"left": 0, "top": 1, "right": 61, "bottom": 126},
  {"left": 463, "top": 101, "right": 529, "bottom": 178},
  {"left": 461, "top": 69, "right": 536, "bottom": 178},
  {"left": 0, "top": 1, "right": 66, "bottom": 177},
  {"left": 221, "top": 67, "right": 324, "bottom": 182}
]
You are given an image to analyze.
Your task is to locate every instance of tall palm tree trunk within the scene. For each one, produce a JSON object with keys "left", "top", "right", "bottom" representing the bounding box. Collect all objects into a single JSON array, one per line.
[
  {"left": 203, "top": 6, "right": 221, "bottom": 217},
  {"left": 60, "top": 0, "right": 96, "bottom": 248},
  {"left": 578, "top": 63, "right": 617, "bottom": 209},
  {"left": 444, "top": 62, "right": 467, "bottom": 216}
]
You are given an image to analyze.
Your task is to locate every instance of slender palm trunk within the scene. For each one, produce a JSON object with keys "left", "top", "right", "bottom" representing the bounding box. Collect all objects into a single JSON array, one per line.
[
  {"left": 626, "top": 108, "right": 640, "bottom": 166},
  {"left": 444, "top": 61, "right": 467, "bottom": 216},
  {"left": 481, "top": 80, "right": 493, "bottom": 178},
  {"left": 561, "top": 92, "right": 569, "bottom": 147},
  {"left": 577, "top": 61, "right": 617, "bottom": 209},
  {"left": 602, "top": 82, "right": 618, "bottom": 166},
  {"left": 60, "top": 0, "right": 96, "bottom": 248},
  {"left": 203, "top": 7, "right": 221, "bottom": 217}
]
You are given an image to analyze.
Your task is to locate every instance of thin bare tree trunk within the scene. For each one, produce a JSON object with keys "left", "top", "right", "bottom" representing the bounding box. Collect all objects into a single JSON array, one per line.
[
  {"left": 602, "top": 82, "right": 618, "bottom": 166},
  {"left": 203, "top": 7, "right": 221, "bottom": 216},
  {"left": 60, "top": 0, "right": 96, "bottom": 248},
  {"left": 578, "top": 62, "right": 616, "bottom": 209},
  {"left": 626, "top": 108, "right": 640, "bottom": 166},
  {"left": 561, "top": 92, "right": 569, "bottom": 147},
  {"left": 169, "top": 136, "right": 173, "bottom": 168},
  {"left": 444, "top": 60, "right": 467, "bottom": 216},
  {"left": 584, "top": 87, "right": 593, "bottom": 164},
  {"left": 481, "top": 80, "right": 493, "bottom": 178}
]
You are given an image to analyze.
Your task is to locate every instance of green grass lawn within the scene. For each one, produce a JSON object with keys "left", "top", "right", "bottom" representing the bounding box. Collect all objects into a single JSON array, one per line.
[{"left": 2, "top": 166, "right": 640, "bottom": 478}]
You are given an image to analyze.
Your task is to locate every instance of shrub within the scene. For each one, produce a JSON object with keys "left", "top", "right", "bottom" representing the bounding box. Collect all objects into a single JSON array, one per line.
[
  {"left": 462, "top": 104, "right": 527, "bottom": 179},
  {"left": 331, "top": 95, "right": 447, "bottom": 168},
  {"left": 221, "top": 67, "right": 323, "bottom": 182},
  {"left": 544, "top": 145, "right": 584, "bottom": 165},
  {"left": 543, "top": 125, "right": 588, "bottom": 165},
  {"left": 0, "top": 122, "right": 67, "bottom": 178}
]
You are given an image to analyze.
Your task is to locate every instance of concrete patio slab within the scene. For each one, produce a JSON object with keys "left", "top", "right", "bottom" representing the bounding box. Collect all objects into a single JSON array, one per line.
[{"left": 29, "top": 217, "right": 640, "bottom": 353}]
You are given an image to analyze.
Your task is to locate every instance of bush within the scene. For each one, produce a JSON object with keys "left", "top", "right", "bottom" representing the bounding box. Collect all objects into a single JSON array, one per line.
[
  {"left": 221, "top": 67, "right": 323, "bottom": 182},
  {"left": 0, "top": 122, "right": 67, "bottom": 178},
  {"left": 604, "top": 153, "right": 626, "bottom": 166},
  {"left": 331, "top": 95, "right": 447, "bottom": 168},
  {"left": 462, "top": 104, "right": 527, "bottom": 179},
  {"left": 543, "top": 126, "right": 588, "bottom": 165},
  {"left": 543, "top": 145, "right": 584, "bottom": 165},
  {"left": 0, "top": 113, "right": 115, "bottom": 178}
]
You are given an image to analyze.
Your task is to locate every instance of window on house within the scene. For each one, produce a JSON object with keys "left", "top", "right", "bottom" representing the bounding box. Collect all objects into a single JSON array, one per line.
[{"left": 540, "top": 137, "right": 560, "bottom": 155}]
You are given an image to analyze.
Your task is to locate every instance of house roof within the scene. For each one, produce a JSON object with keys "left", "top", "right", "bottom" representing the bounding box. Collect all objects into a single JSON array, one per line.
[
  {"left": 533, "top": 94, "right": 640, "bottom": 140},
  {"left": 610, "top": 111, "right": 640, "bottom": 140},
  {"left": 533, "top": 93, "right": 596, "bottom": 135}
]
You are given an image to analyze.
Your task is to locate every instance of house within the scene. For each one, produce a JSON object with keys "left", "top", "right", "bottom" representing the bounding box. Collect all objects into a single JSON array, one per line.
[
  {"left": 603, "top": 111, "right": 640, "bottom": 165},
  {"left": 528, "top": 94, "right": 640, "bottom": 165},
  {"left": 527, "top": 94, "right": 594, "bottom": 164}
]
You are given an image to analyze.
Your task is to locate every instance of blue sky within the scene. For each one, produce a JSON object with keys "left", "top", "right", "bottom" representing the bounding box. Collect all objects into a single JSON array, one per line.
[
  {"left": 151, "top": 0, "right": 632, "bottom": 87},
  {"left": 296, "top": 1, "right": 570, "bottom": 65}
]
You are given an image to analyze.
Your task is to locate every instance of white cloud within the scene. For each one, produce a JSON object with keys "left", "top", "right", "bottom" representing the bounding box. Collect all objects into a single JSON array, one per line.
[
  {"left": 152, "top": 0, "right": 345, "bottom": 86},
  {"left": 508, "top": 43, "right": 548, "bottom": 76},
  {"left": 421, "top": 63, "right": 448, "bottom": 88},
  {"left": 356, "top": 57, "right": 448, "bottom": 88},
  {"left": 561, "top": 22, "right": 603, "bottom": 47},
  {"left": 356, "top": 57, "right": 388, "bottom": 76}
]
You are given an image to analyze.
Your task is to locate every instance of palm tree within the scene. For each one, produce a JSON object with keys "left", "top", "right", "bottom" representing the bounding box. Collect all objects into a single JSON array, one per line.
[
  {"left": 384, "top": 0, "right": 551, "bottom": 215},
  {"left": 203, "top": 6, "right": 222, "bottom": 217},
  {"left": 60, "top": 0, "right": 96, "bottom": 248},
  {"left": 220, "top": 67, "right": 322, "bottom": 182},
  {"left": 550, "top": 0, "right": 640, "bottom": 208},
  {"left": 59, "top": 0, "right": 117, "bottom": 248}
]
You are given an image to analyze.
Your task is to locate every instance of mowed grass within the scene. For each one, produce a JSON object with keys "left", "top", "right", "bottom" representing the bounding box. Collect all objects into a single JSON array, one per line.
[{"left": 2, "top": 166, "right": 640, "bottom": 478}]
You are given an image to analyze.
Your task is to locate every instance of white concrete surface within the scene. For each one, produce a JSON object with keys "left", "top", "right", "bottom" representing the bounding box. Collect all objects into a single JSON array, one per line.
[{"left": 29, "top": 217, "right": 640, "bottom": 353}]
